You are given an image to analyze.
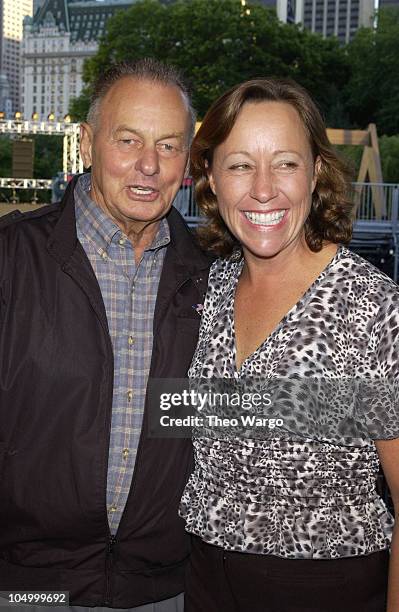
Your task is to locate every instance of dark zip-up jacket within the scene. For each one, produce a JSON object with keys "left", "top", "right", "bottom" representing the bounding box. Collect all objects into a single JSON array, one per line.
[{"left": 0, "top": 181, "right": 212, "bottom": 607}]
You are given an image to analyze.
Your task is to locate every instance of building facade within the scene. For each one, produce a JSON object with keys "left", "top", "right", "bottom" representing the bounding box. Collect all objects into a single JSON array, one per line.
[
  {"left": 259, "top": 0, "right": 375, "bottom": 43},
  {"left": 0, "top": 0, "right": 33, "bottom": 115},
  {"left": 256, "top": 0, "right": 297, "bottom": 23},
  {"left": 299, "top": 0, "right": 375, "bottom": 43},
  {"left": 22, "top": 0, "right": 135, "bottom": 121}
]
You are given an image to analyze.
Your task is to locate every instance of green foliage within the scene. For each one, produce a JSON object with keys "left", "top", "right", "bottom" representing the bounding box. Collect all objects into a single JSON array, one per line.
[
  {"left": 345, "top": 8, "right": 399, "bottom": 135},
  {"left": 0, "top": 137, "right": 12, "bottom": 177},
  {"left": 380, "top": 135, "right": 399, "bottom": 183},
  {"left": 69, "top": 87, "right": 91, "bottom": 123},
  {"left": 334, "top": 145, "right": 362, "bottom": 181},
  {"left": 33, "top": 135, "right": 64, "bottom": 179},
  {"left": 70, "top": 0, "right": 350, "bottom": 121}
]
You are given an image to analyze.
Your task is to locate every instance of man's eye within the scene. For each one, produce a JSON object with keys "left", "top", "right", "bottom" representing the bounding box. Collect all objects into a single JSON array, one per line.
[{"left": 158, "top": 143, "right": 177, "bottom": 153}]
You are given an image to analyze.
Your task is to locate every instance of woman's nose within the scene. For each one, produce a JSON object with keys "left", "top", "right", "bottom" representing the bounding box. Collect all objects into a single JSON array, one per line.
[{"left": 249, "top": 167, "right": 278, "bottom": 203}]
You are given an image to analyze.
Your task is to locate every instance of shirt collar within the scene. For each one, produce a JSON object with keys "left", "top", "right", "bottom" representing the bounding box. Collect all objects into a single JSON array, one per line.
[{"left": 75, "top": 173, "right": 170, "bottom": 254}]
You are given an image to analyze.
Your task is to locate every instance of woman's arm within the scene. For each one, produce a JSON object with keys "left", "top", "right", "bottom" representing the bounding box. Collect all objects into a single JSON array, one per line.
[{"left": 375, "top": 438, "right": 399, "bottom": 612}]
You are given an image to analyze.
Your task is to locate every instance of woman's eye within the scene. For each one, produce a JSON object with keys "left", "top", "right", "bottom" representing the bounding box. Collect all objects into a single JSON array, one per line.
[
  {"left": 278, "top": 161, "right": 298, "bottom": 170},
  {"left": 229, "top": 163, "right": 251, "bottom": 171}
]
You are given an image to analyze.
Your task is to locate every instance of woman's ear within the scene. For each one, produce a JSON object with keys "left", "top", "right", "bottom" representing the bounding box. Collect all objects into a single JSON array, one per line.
[
  {"left": 312, "top": 156, "right": 321, "bottom": 193},
  {"left": 205, "top": 159, "right": 216, "bottom": 195},
  {"left": 208, "top": 173, "right": 216, "bottom": 195}
]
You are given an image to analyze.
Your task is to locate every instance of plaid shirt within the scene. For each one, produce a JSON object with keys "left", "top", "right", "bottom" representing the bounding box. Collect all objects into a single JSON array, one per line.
[{"left": 75, "top": 174, "right": 169, "bottom": 533}]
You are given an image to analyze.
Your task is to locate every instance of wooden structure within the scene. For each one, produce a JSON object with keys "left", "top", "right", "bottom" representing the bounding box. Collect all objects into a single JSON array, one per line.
[{"left": 327, "top": 124, "right": 384, "bottom": 217}]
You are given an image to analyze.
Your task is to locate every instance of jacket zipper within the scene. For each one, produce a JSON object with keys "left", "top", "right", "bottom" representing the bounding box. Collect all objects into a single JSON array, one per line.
[{"left": 104, "top": 534, "right": 117, "bottom": 606}]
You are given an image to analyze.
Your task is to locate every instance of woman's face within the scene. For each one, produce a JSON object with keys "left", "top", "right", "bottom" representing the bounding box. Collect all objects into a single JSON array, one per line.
[{"left": 208, "top": 101, "right": 319, "bottom": 263}]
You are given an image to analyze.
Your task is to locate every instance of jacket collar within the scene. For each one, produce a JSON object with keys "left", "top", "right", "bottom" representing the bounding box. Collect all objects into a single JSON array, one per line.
[
  {"left": 164, "top": 206, "right": 213, "bottom": 275},
  {"left": 47, "top": 175, "right": 80, "bottom": 265}
]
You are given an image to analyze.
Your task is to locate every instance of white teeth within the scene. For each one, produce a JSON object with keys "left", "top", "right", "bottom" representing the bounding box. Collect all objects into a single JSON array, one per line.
[
  {"left": 244, "top": 210, "right": 285, "bottom": 226},
  {"left": 129, "top": 186, "right": 155, "bottom": 195}
]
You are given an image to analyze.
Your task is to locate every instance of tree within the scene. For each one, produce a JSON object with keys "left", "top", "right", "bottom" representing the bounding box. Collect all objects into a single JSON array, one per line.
[
  {"left": 70, "top": 0, "right": 350, "bottom": 124},
  {"left": 0, "top": 137, "right": 12, "bottom": 177},
  {"left": 380, "top": 135, "right": 399, "bottom": 183},
  {"left": 33, "top": 135, "right": 64, "bottom": 179},
  {"left": 345, "top": 8, "right": 399, "bottom": 135},
  {"left": 69, "top": 88, "right": 91, "bottom": 127}
]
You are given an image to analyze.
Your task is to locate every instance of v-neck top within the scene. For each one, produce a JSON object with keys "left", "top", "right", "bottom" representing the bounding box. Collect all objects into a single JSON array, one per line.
[
  {"left": 230, "top": 247, "right": 341, "bottom": 374},
  {"left": 179, "top": 246, "right": 399, "bottom": 559}
]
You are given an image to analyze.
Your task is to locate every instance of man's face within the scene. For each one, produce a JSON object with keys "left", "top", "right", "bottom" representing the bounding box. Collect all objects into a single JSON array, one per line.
[{"left": 80, "top": 77, "right": 191, "bottom": 233}]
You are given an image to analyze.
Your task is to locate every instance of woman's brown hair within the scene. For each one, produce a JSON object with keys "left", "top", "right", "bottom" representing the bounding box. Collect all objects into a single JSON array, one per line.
[{"left": 191, "top": 78, "right": 353, "bottom": 257}]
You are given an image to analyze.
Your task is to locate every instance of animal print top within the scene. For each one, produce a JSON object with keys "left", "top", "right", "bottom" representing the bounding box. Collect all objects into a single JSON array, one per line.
[{"left": 179, "top": 246, "right": 399, "bottom": 559}]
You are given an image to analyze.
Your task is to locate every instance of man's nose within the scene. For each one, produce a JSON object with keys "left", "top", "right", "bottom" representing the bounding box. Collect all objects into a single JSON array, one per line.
[
  {"left": 249, "top": 167, "right": 278, "bottom": 203},
  {"left": 135, "top": 146, "right": 160, "bottom": 176}
]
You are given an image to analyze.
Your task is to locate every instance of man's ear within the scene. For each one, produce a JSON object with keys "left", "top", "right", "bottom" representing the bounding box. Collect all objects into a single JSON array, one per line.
[
  {"left": 80, "top": 123, "right": 94, "bottom": 169},
  {"left": 312, "top": 156, "right": 321, "bottom": 193}
]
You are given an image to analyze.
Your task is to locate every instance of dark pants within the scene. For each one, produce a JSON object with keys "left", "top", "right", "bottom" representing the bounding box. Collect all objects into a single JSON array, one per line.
[{"left": 185, "top": 536, "right": 389, "bottom": 612}]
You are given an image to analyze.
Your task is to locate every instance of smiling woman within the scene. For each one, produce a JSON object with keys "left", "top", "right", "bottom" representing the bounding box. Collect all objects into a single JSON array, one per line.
[
  {"left": 207, "top": 101, "right": 319, "bottom": 265},
  {"left": 180, "top": 78, "right": 399, "bottom": 612},
  {"left": 193, "top": 78, "right": 352, "bottom": 258}
]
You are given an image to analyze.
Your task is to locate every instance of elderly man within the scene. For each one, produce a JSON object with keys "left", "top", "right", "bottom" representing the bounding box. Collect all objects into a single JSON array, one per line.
[{"left": 0, "top": 59, "right": 211, "bottom": 610}]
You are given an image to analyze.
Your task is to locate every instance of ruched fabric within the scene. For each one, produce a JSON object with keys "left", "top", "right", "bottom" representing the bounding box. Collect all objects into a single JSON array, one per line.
[{"left": 180, "top": 437, "right": 393, "bottom": 558}]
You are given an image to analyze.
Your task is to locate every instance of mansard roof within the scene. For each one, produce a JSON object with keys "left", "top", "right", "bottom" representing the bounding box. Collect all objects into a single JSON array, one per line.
[{"left": 33, "top": 0, "right": 136, "bottom": 42}]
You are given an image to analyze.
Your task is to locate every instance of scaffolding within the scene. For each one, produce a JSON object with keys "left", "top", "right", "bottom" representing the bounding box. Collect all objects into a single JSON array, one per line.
[
  {"left": 0, "top": 119, "right": 83, "bottom": 190},
  {"left": 0, "top": 178, "right": 52, "bottom": 190}
]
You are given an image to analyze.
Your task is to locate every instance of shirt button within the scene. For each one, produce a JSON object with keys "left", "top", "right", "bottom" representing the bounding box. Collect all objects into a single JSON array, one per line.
[
  {"left": 118, "top": 238, "right": 125, "bottom": 246},
  {"left": 109, "top": 505, "right": 117, "bottom": 513},
  {"left": 122, "top": 448, "right": 129, "bottom": 460},
  {"left": 101, "top": 251, "right": 108, "bottom": 260},
  {"left": 127, "top": 390, "right": 133, "bottom": 401},
  {"left": 128, "top": 336, "right": 134, "bottom": 346}
]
